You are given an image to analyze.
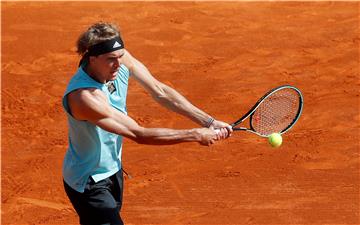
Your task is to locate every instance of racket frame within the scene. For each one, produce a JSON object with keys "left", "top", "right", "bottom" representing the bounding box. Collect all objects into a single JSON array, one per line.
[{"left": 231, "top": 85, "right": 303, "bottom": 137}]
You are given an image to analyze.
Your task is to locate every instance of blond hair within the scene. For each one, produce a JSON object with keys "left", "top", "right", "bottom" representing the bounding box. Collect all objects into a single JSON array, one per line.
[{"left": 76, "top": 22, "right": 121, "bottom": 56}]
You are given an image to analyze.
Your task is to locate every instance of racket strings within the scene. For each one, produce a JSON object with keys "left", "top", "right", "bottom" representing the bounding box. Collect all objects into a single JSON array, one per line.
[{"left": 251, "top": 89, "right": 300, "bottom": 136}]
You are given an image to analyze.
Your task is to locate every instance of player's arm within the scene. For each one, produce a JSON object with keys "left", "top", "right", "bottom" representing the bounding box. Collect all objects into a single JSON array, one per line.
[
  {"left": 122, "top": 50, "right": 232, "bottom": 138},
  {"left": 67, "top": 88, "right": 217, "bottom": 145},
  {"left": 122, "top": 50, "right": 214, "bottom": 126}
]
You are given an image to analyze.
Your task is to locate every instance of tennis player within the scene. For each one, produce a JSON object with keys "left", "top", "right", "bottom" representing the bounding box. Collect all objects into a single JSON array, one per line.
[{"left": 62, "top": 22, "right": 232, "bottom": 225}]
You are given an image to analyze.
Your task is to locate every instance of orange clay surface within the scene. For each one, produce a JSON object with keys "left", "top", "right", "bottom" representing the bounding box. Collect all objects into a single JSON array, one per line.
[{"left": 2, "top": 2, "right": 359, "bottom": 224}]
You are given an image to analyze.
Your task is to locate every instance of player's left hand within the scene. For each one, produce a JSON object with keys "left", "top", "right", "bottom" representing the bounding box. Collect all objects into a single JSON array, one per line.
[{"left": 210, "top": 120, "right": 233, "bottom": 139}]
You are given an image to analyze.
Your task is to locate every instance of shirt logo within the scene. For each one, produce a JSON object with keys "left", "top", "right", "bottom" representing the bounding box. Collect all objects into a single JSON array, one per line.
[
  {"left": 106, "top": 82, "right": 116, "bottom": 94},
  {"left": 113, "top": 41, "right": 121, "bottom": 48}
]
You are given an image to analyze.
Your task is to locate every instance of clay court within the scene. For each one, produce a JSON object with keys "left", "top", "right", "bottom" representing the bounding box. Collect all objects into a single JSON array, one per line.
[{"left": 2, "top": 1, "right": 359, "bottom": 224}]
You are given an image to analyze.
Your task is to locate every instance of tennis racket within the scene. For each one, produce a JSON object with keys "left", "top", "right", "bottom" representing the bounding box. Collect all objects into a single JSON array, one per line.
[{"left": 228, "top": 85, "right": 303, "bottom": 137}]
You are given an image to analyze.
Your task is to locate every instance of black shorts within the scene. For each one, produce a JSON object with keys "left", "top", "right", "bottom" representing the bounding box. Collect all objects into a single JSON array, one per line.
[{"left": 64, "top": 170, "right": 124, "bottom": 225}]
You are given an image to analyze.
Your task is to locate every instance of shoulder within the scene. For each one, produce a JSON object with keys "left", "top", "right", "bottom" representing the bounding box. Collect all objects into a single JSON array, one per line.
[
  {"left": 68, "top": 88, "right": 110, "bottom": 120},
  {"left": 69, "top": 88, "right": 106, "bottom": 103}
]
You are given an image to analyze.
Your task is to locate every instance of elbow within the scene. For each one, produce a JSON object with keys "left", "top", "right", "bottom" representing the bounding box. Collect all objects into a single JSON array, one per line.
[
  {"left": 151, "top": 83, "right": 168, "bottom": 102},
  {"left": 131, "top": 126, "right": 149, "bottom": 144},
  {"left": 134, "top": 137, "right": 148, "bottom": 145}
]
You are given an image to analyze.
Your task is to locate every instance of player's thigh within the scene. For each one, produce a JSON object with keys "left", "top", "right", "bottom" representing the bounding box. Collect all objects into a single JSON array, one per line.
[
  {"left": 63, "top": 177, "right": 122, "bottom": 225},
  {"left": 83, "top": 177, "right": 122, "bottom": 224}
]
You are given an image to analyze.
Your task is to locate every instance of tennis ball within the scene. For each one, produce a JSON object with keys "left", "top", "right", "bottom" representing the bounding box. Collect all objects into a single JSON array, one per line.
[{"left": 268, "top": 133, "right": 282, "bottom": 148}]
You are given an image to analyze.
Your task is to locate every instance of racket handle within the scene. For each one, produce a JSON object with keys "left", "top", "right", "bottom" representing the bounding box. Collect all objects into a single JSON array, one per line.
[{"left": 233, "top": 127, "right": 247, "bottom": 131}]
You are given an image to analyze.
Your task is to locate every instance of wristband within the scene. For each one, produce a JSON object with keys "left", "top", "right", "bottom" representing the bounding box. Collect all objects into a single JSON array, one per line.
[{"left": 205, "top": 117, "right": 215, "bottom": 128}]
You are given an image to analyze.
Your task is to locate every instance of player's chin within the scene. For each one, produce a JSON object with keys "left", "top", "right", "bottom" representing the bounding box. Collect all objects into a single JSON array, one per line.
[{"left": 109, "top": 72, "right": 118, "bottom": 80}]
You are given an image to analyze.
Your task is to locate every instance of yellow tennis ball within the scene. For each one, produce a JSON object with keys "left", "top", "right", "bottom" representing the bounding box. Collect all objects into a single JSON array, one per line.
[{"left": 268, "top": 133, "right": 282, "bottom": 148}]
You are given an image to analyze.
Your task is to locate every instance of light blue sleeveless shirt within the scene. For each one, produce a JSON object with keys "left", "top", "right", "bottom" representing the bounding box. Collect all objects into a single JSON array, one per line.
[{"left": 62, "top": 64, "right": 130, "bottom": 193}]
